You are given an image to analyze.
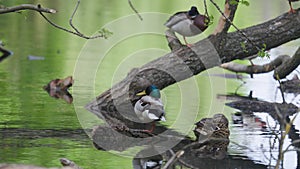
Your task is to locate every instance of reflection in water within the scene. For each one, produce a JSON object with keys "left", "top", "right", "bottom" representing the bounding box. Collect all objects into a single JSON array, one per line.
[
  {"left": 224, "top": 88, "right": 300, "bottom": 168},
  {"left": 43, "top": 76, "right": 74, "bottom": 104},
  {"left": 133, "top": 148, "right": 163, "bottom": 169},
  {"left": 0, "top": 44, "right": 13, "bottom": 63},
  {"left": 232, "top": 112, "right": 243, "bottom": 124},
  {"left": 177, "top": 154, "right": 267, "bottom": 169},
  {"left": 92, "top": 114, "right": 270, "bottom": 168},
  {"left": 0, "top": 128, "right": 90, "bottom": 148},
  {"left": 0, "top": 1, "right": 299, "bottom": 168}
]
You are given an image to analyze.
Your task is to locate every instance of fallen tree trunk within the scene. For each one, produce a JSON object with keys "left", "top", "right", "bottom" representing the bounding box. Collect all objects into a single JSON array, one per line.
[{"left": 86, "top": 8, "right": 300, "bottom": 129}]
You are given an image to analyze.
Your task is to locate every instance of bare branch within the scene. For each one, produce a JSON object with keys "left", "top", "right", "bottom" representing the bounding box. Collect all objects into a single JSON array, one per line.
[
  {"left": 162, "top": 150, "right": 184, "bottom": 169},
  {"left": 0, "top": 2, "right": 107, "bottom": 39},
  {"left": 0, "top": 4, "right": 56, "bottom": 14},
  {"left": 212, "top": 0, "right": 232, "bottom": 35},
  {"left": 165, "top": 30, "right": 184, "bottom": 51},
  {"left": 220, "top": 55, "right": 290, "bottom": 76},
  {"left": 128, "top": 0, "right": 143, "bottom": 21},
  {"left": 221, "top": 46, "right": 300, "bottom": 80},
  {"left": 274, "top": 47, "right": 300, "bottom": 79},
  {"left": 38, "top": 3, "right": 107, "bottom": 40},
  {"left": 69, "top": 0, "right": 83, "bottom": 35}
]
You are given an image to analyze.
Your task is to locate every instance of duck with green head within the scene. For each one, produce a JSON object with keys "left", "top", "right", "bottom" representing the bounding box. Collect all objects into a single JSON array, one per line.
[{"left": 134, "top": 85, "right": 166, "bottom": 132}]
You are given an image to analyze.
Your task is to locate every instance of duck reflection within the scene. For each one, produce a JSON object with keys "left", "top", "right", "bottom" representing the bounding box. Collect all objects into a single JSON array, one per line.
[
  {"left": 43, "top": 76, "right": 74, "bottom": 104},
  {"left": 133, "top": 148, "right": 163, "bottom": 169}
]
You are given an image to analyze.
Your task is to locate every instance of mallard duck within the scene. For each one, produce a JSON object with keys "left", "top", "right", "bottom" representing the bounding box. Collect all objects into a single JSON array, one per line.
[
  {"left": 43, "top": 76, "right": 74, "bottom": 104},
  {"left": 134, "top": 85, "right": 166, "bottom": 132},
  {"left": 288, "top": 0, "right": 299, "bottom": 13},
  {"left": 190, "top": 114, "right": 230, "bottom": 159},
  {"left": 193, "top": 114, "right": 230, "bottom": 141},
  {"left": 165, "top": 6, "right": 209, "bottom": 46}
]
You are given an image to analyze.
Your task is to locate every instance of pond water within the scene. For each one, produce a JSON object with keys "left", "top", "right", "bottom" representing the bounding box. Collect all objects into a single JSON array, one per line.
[{"left": 0, "top": 0, "right": 299, "bottom": 169}]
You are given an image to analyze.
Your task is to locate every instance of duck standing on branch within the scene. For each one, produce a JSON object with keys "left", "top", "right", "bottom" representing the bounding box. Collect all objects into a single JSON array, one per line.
[
  {"left": 165, "top": 6, "right": 209, "bottom": 46},
  {"left": 288, "top": 0, "right": 299, "bottom": 13},
  {"left": 134, "top": 85, "right": 166, "bottom": 133}
]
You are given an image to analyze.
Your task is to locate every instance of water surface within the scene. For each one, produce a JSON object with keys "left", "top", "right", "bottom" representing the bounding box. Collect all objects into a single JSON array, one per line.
[{"left": 0, "top": 0, "right": 299, "bottom": 168}]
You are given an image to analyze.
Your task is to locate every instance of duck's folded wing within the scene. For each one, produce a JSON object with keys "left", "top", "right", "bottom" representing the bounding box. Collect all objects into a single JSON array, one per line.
[
  {"left": 164, "top": 12, "right": 188, "bottom": 28},
  {"left": 148, "top": 105, "right": 165, "bottom": 121}
]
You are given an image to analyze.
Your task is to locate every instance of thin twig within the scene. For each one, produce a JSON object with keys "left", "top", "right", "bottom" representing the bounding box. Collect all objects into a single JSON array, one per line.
[
  {"left": 209, "top": 0, "right": 261, "bottom": 51},
  {"left": 283, "top": 148, "right": 300, "bottom": 153},
  {"left": 0, "top": 4, "right": 56, "bottom": 14},
  {"left": 203, "top": 0, "right": 209, "bottom": 18},
  {"left": 282, "top": 114, "right": 299, "bottom": 153},
  {"left": 38, "top": 5, "right": 105, "bottom": 39},
  {"left": 128, "top": 0, "right": 143, "bottom": 21},
  {"left": 69, "top": 0, "right": 82, "bottom": 35},
  {"left": 277, "top": 76, "right": 286, "bottom": 103},
  {"left": 274, "top": 105, "right": 284, "bottom": 121},
  {"left": 162, "top": 150, "right": 184, "bottom": 169}
]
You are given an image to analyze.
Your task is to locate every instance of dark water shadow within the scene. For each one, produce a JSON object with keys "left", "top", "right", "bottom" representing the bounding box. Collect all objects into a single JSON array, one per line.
[{"left": 0, "top": 128, "right": 91, "bottom": 148}]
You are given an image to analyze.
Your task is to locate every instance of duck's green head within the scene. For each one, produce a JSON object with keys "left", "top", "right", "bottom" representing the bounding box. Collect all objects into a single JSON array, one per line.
[{"left": 137, "top": 85, "right": 161, "bottom": 98}]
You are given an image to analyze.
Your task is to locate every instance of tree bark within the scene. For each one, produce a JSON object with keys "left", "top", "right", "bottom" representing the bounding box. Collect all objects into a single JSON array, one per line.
[
  {"left": 275, "top": 46, "right": 300, "bottom": 79},
  {"left": 220, "top": 47, "right": 300, "bottom": 80},
  {"left": 0, "top": 4, "right": 56, "bottom": 14},
  {"left": 86, "top": 9, "right": 300, "bottom": 128}
]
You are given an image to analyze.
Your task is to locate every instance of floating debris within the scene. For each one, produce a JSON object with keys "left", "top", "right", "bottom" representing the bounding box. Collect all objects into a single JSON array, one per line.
[{"left": 27, "top": 55, "right": 45, "bottom": 60}]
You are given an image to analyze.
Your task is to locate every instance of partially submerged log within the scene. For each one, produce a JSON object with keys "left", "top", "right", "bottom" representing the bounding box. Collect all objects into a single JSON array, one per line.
[
  {"left": 226, "top": 100, "right": 298, "bottom": 115},
  {"left": 92, "top": 114, "right": 231, "bottom": 167},
  {"left": 86, "top": 6, "right": 300, "bottom": 132}
]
